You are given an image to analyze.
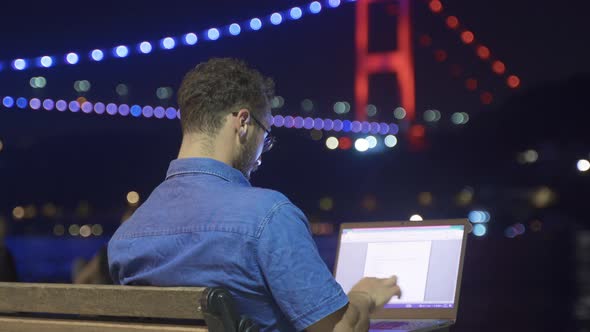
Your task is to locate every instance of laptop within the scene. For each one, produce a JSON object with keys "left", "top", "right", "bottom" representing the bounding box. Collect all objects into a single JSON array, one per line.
[{"left": 334, "top": 219, "right": 469, "bottom": 332}]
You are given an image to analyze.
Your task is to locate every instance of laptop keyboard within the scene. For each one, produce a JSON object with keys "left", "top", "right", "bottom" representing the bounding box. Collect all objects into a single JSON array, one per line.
[{"left": 370, "top": 320, "right": 445, "bottom": 330}]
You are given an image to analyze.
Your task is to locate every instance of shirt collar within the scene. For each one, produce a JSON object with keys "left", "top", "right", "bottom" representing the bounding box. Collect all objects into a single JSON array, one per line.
[{"left": 165, "top": 157, "right": 251, "bottom": 187}]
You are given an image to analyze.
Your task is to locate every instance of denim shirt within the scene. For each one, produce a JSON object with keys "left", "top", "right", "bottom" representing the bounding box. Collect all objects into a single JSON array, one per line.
[{"left": 108, "top": 158, "right": 348, "bottom": 331}]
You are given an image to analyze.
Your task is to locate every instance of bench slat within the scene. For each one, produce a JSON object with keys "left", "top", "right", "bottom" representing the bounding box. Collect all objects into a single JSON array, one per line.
[
  {"left": 0, "top": 317, "right": 208, "bottom": 332},
  {"left": 0, "top": 283, "right": 205, "bottom": 320}
]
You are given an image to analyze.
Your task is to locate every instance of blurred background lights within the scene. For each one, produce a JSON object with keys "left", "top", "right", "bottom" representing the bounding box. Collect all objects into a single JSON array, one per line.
[
  {"left": 12, "top": 206, "right": 25, "bottom": 220},
  {"left": 229, "top": 23, "right": 241, "bottom": 35},
  {"left": 309, "top": 1, "right": 322, "bottom": 13},
  {"left": 354, "top": 138, "right": 369, "bottom": 152},
  {"left": 91, "top": 224, "right": 103, "bottom": 236},
  {"left": 289, "top": 7, "right": 302, "bottom": 20},
  {"left": 342, "top": 102, "right": 351, "bottom": 113},
  {"left": 333, "top": 101, "right": 350, "bottom": 114},
  {"left": 328, "top": 0, "right": 341, "bottom": 8},
  {"left": 184, "top": 33, "right": 198, "bottom": 45},
  {"left": 115, "top": 45, "right": 129, "bottom": 57},
  {"left": 451, "top": 112, "right": 469, "bottom": 125},
  {"left": 271, "top": 96, "right": 285, "bottom": 109},
  {"left": 126, "top": 191, "right": 140, "bottom": 205},
  {"left": 76, "top": 80, "right": 91, "bottom": 93},
  {"left": 116, "top": 84, "right": 129, "bottom": 96},
  {"left": 91, "top": 49, "right": 104, "bottom": 61},
  {"left": 472, "top": 224, "right": 487, "bottom": 236},
  {"left": 40, "top": 56, "right": 53, "bottom": 67},
  {"left": 505, "top": 227, "right": 517, "bottom": 238},
  {"left": 42, "top": 203, "right": 57, "bottom": 218},
  {"left": 423, "top": 109, "right": 441, "bottom": 122},
  {"left": 319, "top": 197, "right": 334, "bottom": 211},
  {"left": 53, "top": 224, "right": 65, "bottom": 236},
  {"left": 410, "top": 214, "right": 423, "bottom": 221},
  {"left": 577, "top": 159, "right": 590, "bottom": 172},
  {"left": 79, "top": 225, "right": 92, "bottom": 238},
  {"left": 156, "top": 87, "right": 174, "bottom": 100},
  {"left": 361, "top": 195, "right": 377, "bottom": 211},
  {"left": 530, "top": 220, "right": 543, "bottom": 232},
  {"left": 66, "top": 52, "right": 79, "bottom": 64},
  {"left": 13, "top": 59, "right": 27, "bottom": 70},
  {"left": 310, "top": 130, "right": 323, "bottom": 141},
  {"left": 301, "top": 99, "right": 314, "bottom": 112},
  {"left": 523, "top": 150, "right": 539, "bottom": 164},
  {"left": 366, "top": 136, "right": 377, "bottom": 148},
  {"left": 30, "top": 77, "right": 47, "bottom": 88},
  {"left": 3, "top": 96, "right": 15, "bottom": 107},
  {"left": 23, "top": 205, "right": 36, "bottom": 219},
  {"left": 270, "top": 13, "right": 283, "bottom": 25},
  {"left": 333, "top": 102, "right": 346, "bottom": 114},
  {"left": 338, "top": 137, "right": 352, "bottom": 150},
  {"left": 29, "top": 98, "right": 41, "bottom": 110},
  {"left": 514, "top": 223, "right": 526, "bottom": 235},
  {"left": 16, "top": 97, "right": 28, "bottom": 109},
  {"left": 366, "top": 104, "right": 377, "bottom": 117},
  {"left": 456, "top": 187, "right": 474, "bottom": 206},
  {"left": 139, "top": 41, "right": 152, "bottom": 54},
  {"left": 531, "top": 186, "right": 556, "bottom": 208},
  {"left": 326, "top": 137, "right": 339, "bottom": 150},
  {"left": 468, "top": 210, "right": 490, "bottom": 223},
  {"left": 418, "top": 192, "right": 433, "bottom": 206},
  {"left": 250, "top": 18, "right": 262, "bottom": 30},
  {"left": 384, "top": 135, "right": 397, "bottom": 148},
  {"left": 505, "top": 223, "right": 526, "bottom": 238},
  {"left": 161, "top": 37, "right": 176, "bottom": 49},
  {"left": 394, "top": 107, "right": 406, "bottom": 119},
  {"left": 69, "top": 224, "right": 80, "bottom": 236}
]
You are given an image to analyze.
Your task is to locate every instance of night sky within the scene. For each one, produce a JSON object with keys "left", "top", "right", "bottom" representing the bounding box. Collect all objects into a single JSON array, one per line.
[{"left": 0, "top": 1, "right": 588, "bottom": 329}]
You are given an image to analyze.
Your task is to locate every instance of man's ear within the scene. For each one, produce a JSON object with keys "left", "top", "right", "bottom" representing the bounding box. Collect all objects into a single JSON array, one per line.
[{"left": 235, "top": 108, "right": 251, "bottom": 137}]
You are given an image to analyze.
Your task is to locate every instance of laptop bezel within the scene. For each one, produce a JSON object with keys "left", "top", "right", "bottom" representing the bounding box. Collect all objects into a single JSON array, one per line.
[{"left": 333, "top": 219, "right": 470, "bottom": 320}]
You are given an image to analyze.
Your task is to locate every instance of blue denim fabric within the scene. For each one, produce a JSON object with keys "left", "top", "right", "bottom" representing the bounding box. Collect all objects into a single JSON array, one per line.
[{"left": 108, "top": 158, "right": 348, "bottom": 331}]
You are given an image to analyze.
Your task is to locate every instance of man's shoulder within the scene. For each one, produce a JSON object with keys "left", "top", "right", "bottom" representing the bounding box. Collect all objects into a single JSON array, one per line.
[
  {"left": 239, "top": 186, "right": 293, "bottom": 209},
  {"left": 233, "top": 187, "right": 308, "bottom": 234}
]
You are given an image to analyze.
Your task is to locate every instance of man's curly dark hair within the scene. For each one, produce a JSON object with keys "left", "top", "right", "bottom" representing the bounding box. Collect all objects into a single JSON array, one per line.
[{"left": 177, "top": 58, "right": 275, "bottom": 135}]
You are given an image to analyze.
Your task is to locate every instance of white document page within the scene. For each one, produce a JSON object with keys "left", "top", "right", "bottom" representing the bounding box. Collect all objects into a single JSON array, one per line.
[{"left": 363, "top": 241, "right": 432, "bottom": 303}]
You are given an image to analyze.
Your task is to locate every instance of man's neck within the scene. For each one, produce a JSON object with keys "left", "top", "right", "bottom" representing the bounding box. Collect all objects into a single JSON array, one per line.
[{"left": 177, "top": 134, "right": 233, "bottom": 167}]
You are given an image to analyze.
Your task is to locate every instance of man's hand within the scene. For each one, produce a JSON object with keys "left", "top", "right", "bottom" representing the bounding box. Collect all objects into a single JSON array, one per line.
[
  {"left": 349, "top": 276, "right": 402, "bottom": 308},
  {"left": 327, "top": 276, "right": 401, "bottom": 332}
]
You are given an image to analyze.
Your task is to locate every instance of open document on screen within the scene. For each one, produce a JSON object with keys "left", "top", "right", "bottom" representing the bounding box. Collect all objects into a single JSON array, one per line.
[
  {"left": 363, "top": 241, "right": 432, "bottom": 303},
  {"left": 335, "top": 225, "right": 464, "bottom": 309}
]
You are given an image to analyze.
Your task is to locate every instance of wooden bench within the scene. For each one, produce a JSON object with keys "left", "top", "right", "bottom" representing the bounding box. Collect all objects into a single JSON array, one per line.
[{"left": 0, "top": 282, "right": 258, "bottom": 332}]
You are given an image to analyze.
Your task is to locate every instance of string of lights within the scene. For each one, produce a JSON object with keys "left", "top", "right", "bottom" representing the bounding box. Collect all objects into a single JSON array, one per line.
[
  {"left": 417, "top": 32, "right": 493, "bottom": 108},
  {"left": 0, "top": 0, "right": 351, "bottom": 73},
  {"left": 426, "top": 0, "right": 521, "bottom": 90},
  {"left": 0, "top": 195, "right": 504, "bottom": 238},
  {"left": 0, "top": 95, "right": 400, "bottom": 135}
]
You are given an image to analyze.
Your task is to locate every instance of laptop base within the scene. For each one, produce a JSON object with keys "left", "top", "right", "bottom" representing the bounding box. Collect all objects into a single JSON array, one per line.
[{"left": 369, "top": 319, "right": 452, "bottom": 332}]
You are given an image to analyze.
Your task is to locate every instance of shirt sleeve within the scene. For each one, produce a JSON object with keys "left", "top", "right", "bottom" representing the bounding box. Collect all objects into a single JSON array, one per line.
[{"left": 257, "top": 202, "right": 349, "bottom": 331}]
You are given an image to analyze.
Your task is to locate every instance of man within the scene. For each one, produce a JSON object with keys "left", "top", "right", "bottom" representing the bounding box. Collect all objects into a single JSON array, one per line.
[
  {"left": 0, "top": 218, "right": 18, "bottom": 282},
  {"left": 109, "top": 58, "right": 400, "bottom": 331},
  {"left": 73, "top": 245, "right": 112, "bottom": 284}
]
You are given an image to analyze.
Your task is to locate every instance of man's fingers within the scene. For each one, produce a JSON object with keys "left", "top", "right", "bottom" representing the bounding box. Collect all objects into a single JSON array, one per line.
[
  {"left": 382, "top": 275, "right": 397, "bottom": 286},
  {"left": 391, "top": 285, "right": 401, "bottom": 299},
  {"left": 375, "top": 285, "right": 402, "bottom": 307},
  {"left": 383, "top": 285, "right": 401, "bottom": 299}
]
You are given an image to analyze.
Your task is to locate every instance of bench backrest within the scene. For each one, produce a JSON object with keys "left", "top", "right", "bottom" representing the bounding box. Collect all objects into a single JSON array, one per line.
[
  {"left": 0, "top": 282, "right": 206, "bottom": 319},
  {"left": 0, "top": 282, "right": 239, "bottom": 332}
]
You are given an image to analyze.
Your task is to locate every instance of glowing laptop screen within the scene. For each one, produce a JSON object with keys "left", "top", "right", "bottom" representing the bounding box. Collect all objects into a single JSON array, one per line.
[{"left": 335, "top": 225, "right": 464, "bottom": 309}]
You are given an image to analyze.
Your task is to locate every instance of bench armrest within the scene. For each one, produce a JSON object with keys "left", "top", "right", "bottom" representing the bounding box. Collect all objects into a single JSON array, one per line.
[{"left": 202, "top": 287, "right": 259, "bottom": 332}]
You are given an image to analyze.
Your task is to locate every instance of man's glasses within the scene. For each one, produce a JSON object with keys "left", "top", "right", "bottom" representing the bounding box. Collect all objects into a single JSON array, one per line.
[{"left": 232, "top": 112, "right": 276, "bottom": 152}]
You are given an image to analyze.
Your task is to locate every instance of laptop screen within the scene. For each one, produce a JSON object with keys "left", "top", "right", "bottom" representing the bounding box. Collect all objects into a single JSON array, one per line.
[{"left": 335, "top": 224, "right": 464, "bottom": 309}]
